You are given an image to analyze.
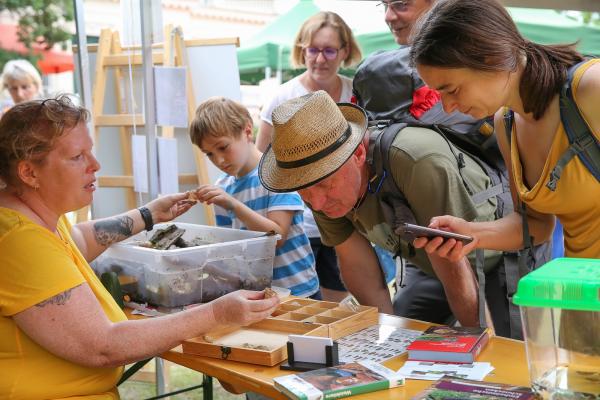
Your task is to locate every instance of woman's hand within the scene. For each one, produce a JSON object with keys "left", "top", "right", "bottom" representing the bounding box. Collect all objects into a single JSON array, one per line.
[
  {"left": 209, "top": 290, "right": 280, "bottom": 327},
  {"left": 193, "top": 185, "right": 236, "bottom": 211},
  {"left": 413, "top": 215, "right": 479, "bottom": 262},
  {"left": 145, "top": 192, "right": 196, "bottom": 224}
]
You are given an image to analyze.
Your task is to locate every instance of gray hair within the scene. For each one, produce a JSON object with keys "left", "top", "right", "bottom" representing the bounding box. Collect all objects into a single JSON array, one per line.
[{"left": 1, "top": 59, "right": 43, "bottom": 94}]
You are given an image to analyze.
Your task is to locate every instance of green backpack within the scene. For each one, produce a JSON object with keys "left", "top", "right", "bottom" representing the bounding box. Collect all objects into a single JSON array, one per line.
[{"left": 366, "top": 120, "right": 551, "bottom": 339}]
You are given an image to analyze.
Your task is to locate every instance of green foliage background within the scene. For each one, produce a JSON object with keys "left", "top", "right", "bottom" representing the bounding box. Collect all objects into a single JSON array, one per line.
[{"left": 0, "top": 0, "right": 73, "bottom": 72}]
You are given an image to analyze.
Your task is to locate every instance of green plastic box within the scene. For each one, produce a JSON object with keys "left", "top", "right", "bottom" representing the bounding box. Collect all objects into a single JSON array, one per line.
[{"left": 513, "top": 258, "right": 600, "bottom": 399}]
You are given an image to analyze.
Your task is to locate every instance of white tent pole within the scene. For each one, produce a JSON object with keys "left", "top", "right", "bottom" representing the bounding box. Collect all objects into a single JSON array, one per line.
[{"left": 140, "top": 0, "right": 160, "bottom": 200}]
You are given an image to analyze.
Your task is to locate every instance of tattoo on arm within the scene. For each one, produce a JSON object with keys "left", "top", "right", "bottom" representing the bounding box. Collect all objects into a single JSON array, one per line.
[
  {"left": 93, "top": 216, "right": 134, "bottom": 246},
  {"left": 36, "top": 287, "right": 74, "bottom": 307}
]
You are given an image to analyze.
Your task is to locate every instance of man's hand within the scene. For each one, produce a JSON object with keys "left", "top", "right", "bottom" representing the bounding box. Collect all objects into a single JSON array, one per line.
[
  {"left": 193, "top": 185, "right": 236, "bottom": 211},
  {"left": 413, "top": 215, "right": 479, "bottom": 262}
]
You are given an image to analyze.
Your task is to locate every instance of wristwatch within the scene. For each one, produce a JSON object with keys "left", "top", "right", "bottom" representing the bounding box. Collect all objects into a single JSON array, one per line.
[{"left": 138, "top": 207, "right": 154, "bottom": 231}]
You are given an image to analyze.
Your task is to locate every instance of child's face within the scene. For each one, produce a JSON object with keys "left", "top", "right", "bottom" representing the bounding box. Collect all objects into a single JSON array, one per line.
[{"left": 200, "top": 126, "right": 254, "bottom": 178}]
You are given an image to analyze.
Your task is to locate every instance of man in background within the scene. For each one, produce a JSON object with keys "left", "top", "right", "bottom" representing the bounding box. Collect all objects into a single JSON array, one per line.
[{"left": 354, "top": 0, "right": 484, "bottom": 325}]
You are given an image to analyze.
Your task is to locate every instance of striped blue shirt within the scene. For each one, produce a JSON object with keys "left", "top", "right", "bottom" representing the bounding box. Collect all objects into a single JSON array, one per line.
[{"left": 215, "top": 166, "right": 318, "bottom": 297}]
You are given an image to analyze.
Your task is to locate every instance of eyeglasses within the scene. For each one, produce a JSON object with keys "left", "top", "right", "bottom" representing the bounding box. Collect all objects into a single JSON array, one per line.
[
  {"left": 377, "top": 0, "right": 411, "bottom": 13},
  {"left": 304, "top": 47, "right": 339, "bottom": 61}
]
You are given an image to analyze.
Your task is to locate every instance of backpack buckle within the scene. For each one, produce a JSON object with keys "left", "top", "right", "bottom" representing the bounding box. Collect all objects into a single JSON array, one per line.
[
  {"left": 546, "top": 164, "right": 565, "bottom": 191},
  {"left": 376, "top": 120, "right": 391, "bottom": 129}
]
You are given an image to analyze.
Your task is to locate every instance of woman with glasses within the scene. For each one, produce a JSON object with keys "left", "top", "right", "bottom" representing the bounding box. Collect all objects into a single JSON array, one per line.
[
  {"left": 255, "top": 11, "right": 362, "bottom": 303},
  {"left": 0, "top": 95, "right": 280, "bottom": 398},
  {"left": 256, "top": 11, "right": 362, "bottom": 152}
]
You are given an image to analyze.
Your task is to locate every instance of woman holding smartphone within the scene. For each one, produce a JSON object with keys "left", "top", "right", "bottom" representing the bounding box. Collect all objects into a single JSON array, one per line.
[{"left": 409, "top": 0, "right": 600, "bottom": 261}]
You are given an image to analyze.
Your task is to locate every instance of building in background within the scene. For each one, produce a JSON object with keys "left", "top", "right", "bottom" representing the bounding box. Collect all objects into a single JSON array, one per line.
[{"left": 1, "top": 0, "right": 282, "bottom": 103}]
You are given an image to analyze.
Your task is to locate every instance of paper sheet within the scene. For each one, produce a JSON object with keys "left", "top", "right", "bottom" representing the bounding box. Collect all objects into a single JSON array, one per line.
[
  {"left": 157, "top": 136, "right": 179, "bottom": 194},
  {"left": 398, "top": 361, "right": 494, "bottom": 381},
  {"left": 132, "top": 135, "right": 148, "bottom": 193},
  {"left": 154, "top": 66, "right": 188, "bottom": 128},
  {"left": 289, "top": 334, "right": 333, "bottom": 364},
  {"left": 337, "top": 325, "right": 423, "bottom": 363}
]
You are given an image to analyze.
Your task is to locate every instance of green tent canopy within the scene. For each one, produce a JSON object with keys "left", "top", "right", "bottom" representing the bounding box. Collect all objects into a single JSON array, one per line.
[
  {"left": 509, "top": 7, "right": 600, "bottom": 53},
  {"left": 236, "top": 0, "right": 320, "bottom": 84},
  {"left": 237, "top": 1, "right": 600, "bottom": 84}
]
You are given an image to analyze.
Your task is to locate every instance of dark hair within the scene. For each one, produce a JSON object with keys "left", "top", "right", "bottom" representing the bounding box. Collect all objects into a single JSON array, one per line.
[
  {"left": 409, "top": 0, "right": 583, "bottom": 120},
  {"left": 0, "top": 94, "right": 89, "bottom": 189}
]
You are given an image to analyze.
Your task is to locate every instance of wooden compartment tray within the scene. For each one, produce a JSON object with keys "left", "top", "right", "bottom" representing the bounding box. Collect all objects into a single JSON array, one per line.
[
  {"left": 181, "top": 319, "right": 328, "bottom": 366},
  {"left": 269, "top": 298, "right": 378, "bottom": 340}
]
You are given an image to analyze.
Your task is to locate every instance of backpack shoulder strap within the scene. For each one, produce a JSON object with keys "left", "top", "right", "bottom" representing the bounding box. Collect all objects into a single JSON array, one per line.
[
  {"left": 367, "top": 121, "right": 417, "bottom": 238},
  {"left": 502, "top": 109, "right": 534, "bottom": 262},
  {"left": 549, "top": 59, "right": 600, "bottom": 190},
  {"left": 433, "top": 125, "right": 507, "bottom": 205},
  {"left": 367, "top": 121, "right": 417, "bottom": 291},
  {"left": 502, "top": 108, "right": 540, "bottom": 338}
]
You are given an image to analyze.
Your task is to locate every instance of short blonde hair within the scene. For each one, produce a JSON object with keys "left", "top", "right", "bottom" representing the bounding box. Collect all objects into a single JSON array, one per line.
[
  {"left": 1, "top": 59, "right": 43, "bottom": 95},
  {"left": 291, "top": 11, "right": 362, "bottom": 69},
  {"left": 189, "top": 97, "right": 252, "bottom": 147}
]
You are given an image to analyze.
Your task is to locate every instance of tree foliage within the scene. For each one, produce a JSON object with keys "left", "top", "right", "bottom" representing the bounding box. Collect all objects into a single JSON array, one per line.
[
  {"left": 562, "top": 10, "right": 600, "bottom": 26},
  {"left": 0, "top": 0, "right": 74, "bottom": 50},
  {"left": 0, "top": 49, "right": 39, "bottom": 69},
  {"left": 581, "top": 12, "right": 600, "bottom": 26}
]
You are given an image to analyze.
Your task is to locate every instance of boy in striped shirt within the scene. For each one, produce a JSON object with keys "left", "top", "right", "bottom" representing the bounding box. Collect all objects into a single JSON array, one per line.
[{"left": 189, "top": 97, "right": 320, "bottom": 298}]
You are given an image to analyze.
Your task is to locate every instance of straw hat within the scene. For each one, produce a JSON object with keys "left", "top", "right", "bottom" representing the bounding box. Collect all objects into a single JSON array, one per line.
[{"left": 259, "top": 90, "right": 367, "bottom": 192}]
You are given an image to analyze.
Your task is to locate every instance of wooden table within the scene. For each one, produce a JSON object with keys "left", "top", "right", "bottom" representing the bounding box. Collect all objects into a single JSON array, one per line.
[{"left": 160, "top": 314, "right": 531, "bottom": 399}]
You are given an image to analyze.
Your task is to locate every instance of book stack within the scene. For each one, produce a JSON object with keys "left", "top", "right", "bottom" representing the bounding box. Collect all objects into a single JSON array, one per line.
[
  {"left": 273, "top": 360, "right": 404, "bottom": 400},
  {"left": 407, "top": 326, "right": 489, "bottom": 363}
]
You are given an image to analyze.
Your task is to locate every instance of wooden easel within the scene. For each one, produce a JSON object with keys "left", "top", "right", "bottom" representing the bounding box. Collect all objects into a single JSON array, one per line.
[{"left": 76, "top": 26, "right": 215, "bottom": 226}]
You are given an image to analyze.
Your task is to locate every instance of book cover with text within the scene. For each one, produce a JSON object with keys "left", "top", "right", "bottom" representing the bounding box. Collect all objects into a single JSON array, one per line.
[
  {"left": 407, "top": 326, "right": 489, "bottom": 363},
  {"left": 411, "top": 376, "right": 536, "bottom": 400},
  {"left": 274, "top": 361, "right": 404, "bottom": 400}
]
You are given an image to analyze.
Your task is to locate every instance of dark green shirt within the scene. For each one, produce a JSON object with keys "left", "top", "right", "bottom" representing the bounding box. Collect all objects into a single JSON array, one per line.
[{"left": 313, "top": 126, "right": 502, "bottom": 276}]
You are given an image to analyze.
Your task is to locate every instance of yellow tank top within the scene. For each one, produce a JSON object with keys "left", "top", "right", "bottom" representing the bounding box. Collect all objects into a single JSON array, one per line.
[{"left": 510, "top": 59, "right": 600, "bottom": 258}]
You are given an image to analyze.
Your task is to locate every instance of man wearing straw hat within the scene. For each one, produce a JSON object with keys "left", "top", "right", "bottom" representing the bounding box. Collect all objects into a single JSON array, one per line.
[
  {"left": 259, "top": 90, "right": 503, "bottom": 329},
  {"left": 347, "top": 0, "right": 495, "bottom": 327}
]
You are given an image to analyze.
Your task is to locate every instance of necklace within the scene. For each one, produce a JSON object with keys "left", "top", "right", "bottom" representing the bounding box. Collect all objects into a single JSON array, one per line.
[
  {"left": 351, "top": 171, "right": 388, "bottom": 221},
  {"left": 350, "top": 188, "right": 369, "bottom": 221}
]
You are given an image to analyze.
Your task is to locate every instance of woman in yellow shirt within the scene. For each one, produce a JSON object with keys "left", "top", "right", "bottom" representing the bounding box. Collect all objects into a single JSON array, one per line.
[
  {"left": 0, "top": 96, "right": 279, "bottom": 399},
  {"left": 406, "top": 0, "right": 600, "bottom": 260}
]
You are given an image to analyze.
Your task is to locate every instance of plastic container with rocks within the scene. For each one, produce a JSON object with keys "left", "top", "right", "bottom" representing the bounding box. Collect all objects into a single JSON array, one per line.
[{"left": 92, "top": 223, "right": 279, "bottom": 308}]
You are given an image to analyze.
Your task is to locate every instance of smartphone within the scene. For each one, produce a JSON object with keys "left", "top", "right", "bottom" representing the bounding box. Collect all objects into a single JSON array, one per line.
[{"left": 395, "top": 223, "right": 473, "bottom": 244}]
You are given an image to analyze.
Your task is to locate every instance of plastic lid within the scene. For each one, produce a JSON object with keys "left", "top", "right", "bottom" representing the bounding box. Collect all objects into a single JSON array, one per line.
[{"left": 513, "top": 257, "right": 600, "bottom": 311}]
